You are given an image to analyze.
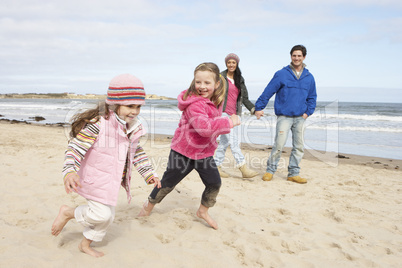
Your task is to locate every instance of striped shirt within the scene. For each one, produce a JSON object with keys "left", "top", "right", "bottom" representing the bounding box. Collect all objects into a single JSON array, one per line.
[{"left": 62, "top": 116, "right": 157, "bottom": 184}]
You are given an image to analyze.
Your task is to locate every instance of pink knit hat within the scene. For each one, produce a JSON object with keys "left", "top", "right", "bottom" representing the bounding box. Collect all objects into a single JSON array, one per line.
[
  {"left": 106, "top": 74, "right": 146, "bottom": 105},
  {"left": 225, "top": 53, "right": 240, "bottom": 64}
]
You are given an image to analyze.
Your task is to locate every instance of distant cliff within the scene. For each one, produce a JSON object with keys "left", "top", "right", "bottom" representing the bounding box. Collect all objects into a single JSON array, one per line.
[{"left": 0, "top": 93, "right": 175, "bottom": 100}]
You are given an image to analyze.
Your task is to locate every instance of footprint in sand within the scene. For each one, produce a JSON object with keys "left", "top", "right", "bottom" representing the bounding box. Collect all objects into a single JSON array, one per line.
[{"left": 155, "top": 233, "right": 174, "bottom": 244}]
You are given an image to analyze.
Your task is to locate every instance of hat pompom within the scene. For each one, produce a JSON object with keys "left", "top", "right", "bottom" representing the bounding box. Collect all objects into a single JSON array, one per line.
[{"left": 106, "top": 74, "right": 146, "bottom": 105}]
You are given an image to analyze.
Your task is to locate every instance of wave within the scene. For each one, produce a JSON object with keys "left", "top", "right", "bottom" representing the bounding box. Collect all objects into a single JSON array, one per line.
[
  {"left": 306, "top": 125, "right": 402, "bottom": 133},
  {"left": 140, "top": 109, "right": 180, "bottom": 116},
  {"left": 240, "top": 110, "right": 402, "bottom": 122},
  {"left": 0, "top": 100, "right": 92, "bottom": 111},
  {"left": 145, "top": 116, "right": 402, "bottom": 133},
  {"left": 317, "top": 113, "right": 402, "bottom": 122}
]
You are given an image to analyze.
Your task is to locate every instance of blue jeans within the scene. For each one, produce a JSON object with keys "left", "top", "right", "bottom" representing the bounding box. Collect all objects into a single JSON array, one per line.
[
  {"left": 214, "top": 114, "right": 245, "bottom": 167},
  {"left": 266, "top": 116, "right": 305, "bottom": 177}
]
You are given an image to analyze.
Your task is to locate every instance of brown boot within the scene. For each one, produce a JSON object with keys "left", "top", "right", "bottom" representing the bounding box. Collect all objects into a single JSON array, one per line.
[
  {"left": 239, "top": 164, "right": 259, "bottom": 178},
  {"left": 287, "top": 176, "right": 307, "bottom": 184},
  {"left": 262, "top": 172, "right": 273, "bottom": 181},
  {"left": 218, "top": 166, "right": 229, "bottom": 178}
]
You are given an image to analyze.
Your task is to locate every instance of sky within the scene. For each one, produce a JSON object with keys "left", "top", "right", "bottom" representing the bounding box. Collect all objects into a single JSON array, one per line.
[{"left": 1, "top": 0, "right": 401, "bottom": 103}]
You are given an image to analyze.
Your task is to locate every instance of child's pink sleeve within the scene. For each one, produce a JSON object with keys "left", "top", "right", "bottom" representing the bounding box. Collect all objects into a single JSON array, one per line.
[{"left": 186, "top": 103, "right": 231, "bottom": 137}]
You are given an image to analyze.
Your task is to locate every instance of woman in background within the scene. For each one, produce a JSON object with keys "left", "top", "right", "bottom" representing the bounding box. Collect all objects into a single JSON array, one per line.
[{"left": 214, "top": 53, "right": 261, "bottom": 178}]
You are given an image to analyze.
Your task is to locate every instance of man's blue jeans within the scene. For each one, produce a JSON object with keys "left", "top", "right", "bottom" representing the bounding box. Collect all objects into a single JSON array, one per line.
[{"left": 266, "top": 116, "right": 305, "bottom": 177}]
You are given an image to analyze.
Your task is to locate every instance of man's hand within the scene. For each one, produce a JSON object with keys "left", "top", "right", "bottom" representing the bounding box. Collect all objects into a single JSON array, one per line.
[{"left": 255, "top": 110, "right": 264, "bottom": 119}]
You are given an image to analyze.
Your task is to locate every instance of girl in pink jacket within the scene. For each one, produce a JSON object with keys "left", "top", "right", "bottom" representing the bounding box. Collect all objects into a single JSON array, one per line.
[
  {"left": 51, "top": 74, "right": 161, "bottom": 257},
  {"left": 138, "top": 63, "right": 240, "bottom": 229}
]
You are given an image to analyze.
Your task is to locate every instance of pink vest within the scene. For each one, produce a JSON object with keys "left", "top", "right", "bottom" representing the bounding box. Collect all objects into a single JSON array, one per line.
[{"left": 76, "top": 113, "right": 145, "bottom": 206}]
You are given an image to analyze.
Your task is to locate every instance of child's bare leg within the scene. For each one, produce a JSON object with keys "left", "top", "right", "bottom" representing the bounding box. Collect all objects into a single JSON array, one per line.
[
  {"left": 138, "top": 200, "right": 155, "bottom": 217},
  {"left": 78, "top": 237, "right": 104, "bottom": 258},
  {"left": 51, "top": 205, "right": 75, "bottom": 236},
  {"left": 196, "top": 204, "right": 218, "bottom": 230}
]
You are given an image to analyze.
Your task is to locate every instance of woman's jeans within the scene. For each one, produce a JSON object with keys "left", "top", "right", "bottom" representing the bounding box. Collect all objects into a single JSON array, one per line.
[
  {"left": 214, "top": 114, "right": 245, "bottom": 167},
  {"left": 266, "top": 116, "right": 305, "bottom": 177}
]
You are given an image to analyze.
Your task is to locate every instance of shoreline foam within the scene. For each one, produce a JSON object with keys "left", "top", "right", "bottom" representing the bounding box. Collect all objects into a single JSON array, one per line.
[{"left": 1, "top": 120, "right": 400, "bottom": 170}]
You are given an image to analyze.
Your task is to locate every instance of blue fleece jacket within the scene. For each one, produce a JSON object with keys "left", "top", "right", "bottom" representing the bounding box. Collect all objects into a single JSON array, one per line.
[{"left": 255, "top": 65, "right": 317, "bottom": 116}]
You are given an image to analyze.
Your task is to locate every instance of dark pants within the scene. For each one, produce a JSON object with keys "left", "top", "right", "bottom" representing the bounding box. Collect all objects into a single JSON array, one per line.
[{"left": 149, "top": 150, "right": 222, "bottom": 207}]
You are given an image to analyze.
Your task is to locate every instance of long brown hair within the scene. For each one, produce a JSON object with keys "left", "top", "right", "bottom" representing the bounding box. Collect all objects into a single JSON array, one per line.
[
  {"left": 69, "top": 102, "right": 115, "bottom": 139},
  {"left": 183, "top": 62, "right": 226, "bottom": 107}
]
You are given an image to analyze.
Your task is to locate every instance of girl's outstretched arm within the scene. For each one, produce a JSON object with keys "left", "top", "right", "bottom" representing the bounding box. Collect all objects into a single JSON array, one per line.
[
  {"left": 187, "top": 103, "right": 232, "bottom": 137},
  {"left": 63, "top": 172, "right": 81, "bottom": 193},
  {"left": 132, "top": 144, "right": 159, "bottom": 186}
]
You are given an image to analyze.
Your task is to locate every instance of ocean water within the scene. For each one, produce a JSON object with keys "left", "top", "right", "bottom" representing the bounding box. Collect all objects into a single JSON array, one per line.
[{"left": 0, "top": 98, "right": 401, "bottom": 160}]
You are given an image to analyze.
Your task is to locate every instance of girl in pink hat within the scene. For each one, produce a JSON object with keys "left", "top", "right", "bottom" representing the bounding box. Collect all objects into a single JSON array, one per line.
[
  {"left": 51, "top": 74, "right": 161, "bottom": 257},
  {"left": 138, "top": 62, "right": 240, "bottom": 229}
]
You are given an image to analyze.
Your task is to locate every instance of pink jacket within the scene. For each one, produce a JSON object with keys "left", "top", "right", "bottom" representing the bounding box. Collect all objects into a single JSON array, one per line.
[
  {"left": 170, "top": 90, "right": 232, "bottom": 160},
  {"left": 76, "top": 113, "right": 145, "bottom": 206}
]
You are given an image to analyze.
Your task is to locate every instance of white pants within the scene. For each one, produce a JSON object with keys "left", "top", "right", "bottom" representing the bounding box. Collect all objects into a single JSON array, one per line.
[{"left": 74, "top": 200, "right": 115, "bottom": 242}]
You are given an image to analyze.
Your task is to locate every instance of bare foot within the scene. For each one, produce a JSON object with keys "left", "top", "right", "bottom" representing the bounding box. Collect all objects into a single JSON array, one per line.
[
  {"left": 51, "top": 205, "right": 75, "bottom": 236},
  {"left": 79, "top": 238, "right": 104, "bottom": 258},
  {"left": 137, "top": 200, "right": 155, "bottom": 217},
  {"left": 196, "top": 204, "right": 218, "bottom": 230}
]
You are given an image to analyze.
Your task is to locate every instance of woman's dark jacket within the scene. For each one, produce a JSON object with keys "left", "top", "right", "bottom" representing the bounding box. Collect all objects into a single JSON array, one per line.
[{"left": 221, "top": 70, "right": 255, "bottom": 115}]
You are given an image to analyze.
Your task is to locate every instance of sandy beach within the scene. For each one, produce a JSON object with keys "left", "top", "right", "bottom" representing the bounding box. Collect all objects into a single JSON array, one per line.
[{"left": 1, "top": 121, "right": 401, "bottom": 267}]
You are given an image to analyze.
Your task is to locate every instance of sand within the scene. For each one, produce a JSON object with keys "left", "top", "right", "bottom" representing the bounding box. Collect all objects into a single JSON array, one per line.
[{"left": 1, "top": 121, "right": 401, "bottom": 267}]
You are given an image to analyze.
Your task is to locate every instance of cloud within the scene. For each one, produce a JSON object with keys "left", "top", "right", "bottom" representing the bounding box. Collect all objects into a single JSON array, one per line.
[
  {"left": 370, "top": 17, "right": 402, "bottom": 43},
  {"left": 266, "top": 0, "right": 402, "bottom": 9},
  {"left": 0, "top": 0, "right": 401, "bottom": 101}
]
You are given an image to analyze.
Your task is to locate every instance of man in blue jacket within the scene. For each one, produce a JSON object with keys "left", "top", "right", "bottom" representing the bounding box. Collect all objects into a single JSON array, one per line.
[{"left": 255, "top": 44, "right": 317, "bottom": 184}]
